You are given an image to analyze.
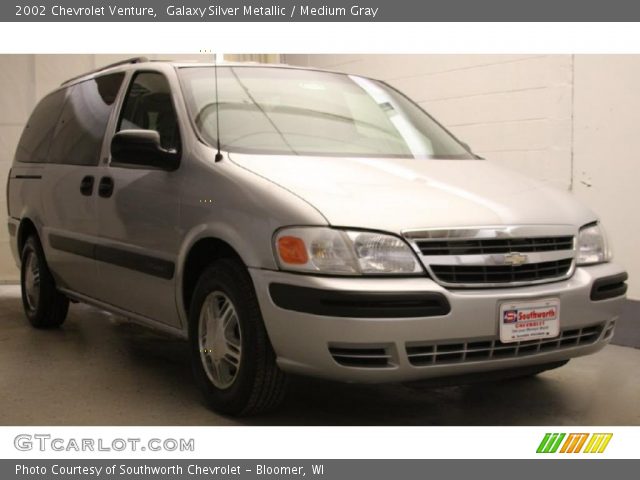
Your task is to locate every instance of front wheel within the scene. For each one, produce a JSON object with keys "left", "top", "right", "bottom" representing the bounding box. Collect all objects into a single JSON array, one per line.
[{"left": 189, "top": 258, "right": 287, "bottom": 416}]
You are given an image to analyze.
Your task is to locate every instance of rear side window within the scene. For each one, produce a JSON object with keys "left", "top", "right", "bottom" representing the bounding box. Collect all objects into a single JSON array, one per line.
[
  {"left": 14, "top": 89, "right": 66, "bottom": 163},
  {"left": 117, "top": 72, "right": 181, "bottom": 151},
  {"left": 48, "top": 72, "right": 125, "bottom": 166}
]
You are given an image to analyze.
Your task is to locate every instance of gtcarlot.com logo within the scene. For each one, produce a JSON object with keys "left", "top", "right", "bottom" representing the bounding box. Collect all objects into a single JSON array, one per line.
[
  {"left": 14, "top": 434, "right": 195, "bottom": 452},
  {"left": 536, "top": 433, "right": 612, "bottom": 454}
]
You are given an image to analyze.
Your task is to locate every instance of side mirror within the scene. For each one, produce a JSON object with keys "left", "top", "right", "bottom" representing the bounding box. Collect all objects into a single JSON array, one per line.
[
  {"left": 460, "top": 141, "right": 484, "bottom": 159},
  {"left": 110, "top": 130, "right": 180, "bottom": 171}
]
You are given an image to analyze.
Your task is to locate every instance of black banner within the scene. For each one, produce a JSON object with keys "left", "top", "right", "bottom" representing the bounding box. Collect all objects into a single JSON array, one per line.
[
  {"left": 5, "top": 459, "right": 640, "bottom": 479},
  {"left": 6, "top": 0, "right": 640, "bottom": 22}
]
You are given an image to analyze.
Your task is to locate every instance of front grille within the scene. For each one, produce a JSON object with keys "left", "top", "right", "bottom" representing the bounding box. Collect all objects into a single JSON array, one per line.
[
  {"left": 329, "top": 345, "right": 393, "bottom": 368},
  {"left": 431, "top": 258, "right": 573, "bottom": 285},
  {"left": 404, "top": 227, "right": 576, "bottom": 287},
  {"left": 416, "top": 236, "right": 574, "bottom": 256},
  {"left": 406, "top": 324, "right": 604, "bottom": 366}
]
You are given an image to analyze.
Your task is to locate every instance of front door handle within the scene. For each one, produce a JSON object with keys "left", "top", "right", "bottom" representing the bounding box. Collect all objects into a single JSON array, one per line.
[
  {"left": 98, "top": 176, "right": 114, "bottom": 198},
  {"left": 80, "top": 175, "right": 94, "bottom": 196}
]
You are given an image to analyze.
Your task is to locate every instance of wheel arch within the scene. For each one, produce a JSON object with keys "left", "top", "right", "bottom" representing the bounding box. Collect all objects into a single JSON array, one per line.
[
  {"left": 17, "top": 217, "right": 39, "bottom": 255},
  {"left": 179, "top": 236, "right": 248, "bottom": 322}
]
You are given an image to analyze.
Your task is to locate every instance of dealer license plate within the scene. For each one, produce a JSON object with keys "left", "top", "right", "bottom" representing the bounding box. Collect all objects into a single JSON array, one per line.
[{"left": 499, "top": 298, "right": 560, "bottom": 343}]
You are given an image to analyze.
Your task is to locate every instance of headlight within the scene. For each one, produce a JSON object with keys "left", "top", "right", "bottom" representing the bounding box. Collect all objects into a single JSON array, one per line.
[
  {"left": 577, "top": 222, "right": 611, "bottom": 265},
  {"left": 274, "top": 227, "right": 423, "bottom": 275}
]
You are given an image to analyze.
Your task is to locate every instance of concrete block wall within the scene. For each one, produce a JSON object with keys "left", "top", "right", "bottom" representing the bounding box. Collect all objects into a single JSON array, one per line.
[
  {"left": 0, "top": 55, "right": 35, "bottom": 280},
  {"left": 572, "top": 56, "right": 640, "bottom": 299},
  {"left": 284, "top": 54, "right": 639, "bottom": 298}
]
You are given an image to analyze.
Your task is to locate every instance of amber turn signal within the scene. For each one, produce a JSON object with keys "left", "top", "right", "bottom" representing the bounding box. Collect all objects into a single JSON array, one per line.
[{"left": 277, "top": 236, "right": 309, "bottom": 264}]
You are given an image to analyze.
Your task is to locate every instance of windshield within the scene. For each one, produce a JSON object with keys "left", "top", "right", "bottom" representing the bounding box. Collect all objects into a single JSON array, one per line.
[{"left": 178, "top": 66, "right": 475, "bottom": 159}]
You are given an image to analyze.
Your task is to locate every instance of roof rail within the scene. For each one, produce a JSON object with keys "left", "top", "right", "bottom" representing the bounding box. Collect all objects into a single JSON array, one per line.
[{"left": 60, "top": 56, "right": 149, "bottom": 86}]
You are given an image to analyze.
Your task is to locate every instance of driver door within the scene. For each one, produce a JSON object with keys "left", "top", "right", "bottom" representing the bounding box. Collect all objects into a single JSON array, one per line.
[{"left": 93, "top": 71, "right": 183, "bottom": 327}]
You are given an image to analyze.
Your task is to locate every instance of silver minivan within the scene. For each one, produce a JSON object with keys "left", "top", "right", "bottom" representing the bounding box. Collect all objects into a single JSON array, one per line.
[{"left": 6, "top": 58, "right": 628, "bottom": 415}]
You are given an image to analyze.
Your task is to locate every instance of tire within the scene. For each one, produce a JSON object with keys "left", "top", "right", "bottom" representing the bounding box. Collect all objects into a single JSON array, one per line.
[
  {"left": 20, "top": 235, "right": 69, "bottom": 329},
  {"left": 189, "top": 258, "right": 287, "bottom": 416}
]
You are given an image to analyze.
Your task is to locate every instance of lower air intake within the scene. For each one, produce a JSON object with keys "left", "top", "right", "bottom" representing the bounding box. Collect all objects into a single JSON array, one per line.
[
  {"left": 329, "top": 345, "right": 393, "bottom": 368},
  {"left": 406, "top": 323, "right": 605, "bottom": 366}
]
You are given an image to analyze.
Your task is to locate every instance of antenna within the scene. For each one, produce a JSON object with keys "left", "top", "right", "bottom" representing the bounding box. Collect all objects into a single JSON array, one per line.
[{"left": 214, "top": 53, "right": 223, "bottom": 162}]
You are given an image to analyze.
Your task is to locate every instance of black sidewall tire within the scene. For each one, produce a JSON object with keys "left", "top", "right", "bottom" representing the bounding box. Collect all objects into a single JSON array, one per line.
[
  {"left": 20, "top": 236, "right": 68, "bottom": 328},
  {"left": 188, "top": 259, "right": 281, "bottom": 416}
]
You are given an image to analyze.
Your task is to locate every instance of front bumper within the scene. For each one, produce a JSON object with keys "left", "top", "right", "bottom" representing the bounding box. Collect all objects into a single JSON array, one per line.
[{"left": 250, "top": 263, "right": 627, "bottom": 383}]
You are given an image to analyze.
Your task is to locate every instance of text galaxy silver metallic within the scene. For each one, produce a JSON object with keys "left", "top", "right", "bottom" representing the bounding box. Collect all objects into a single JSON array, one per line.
[
  {"left": 165, "top": 5, "right": 379, "bottom": 18},
  {"left": 167, "top": 5, "right": 286, "bottom": 17}
]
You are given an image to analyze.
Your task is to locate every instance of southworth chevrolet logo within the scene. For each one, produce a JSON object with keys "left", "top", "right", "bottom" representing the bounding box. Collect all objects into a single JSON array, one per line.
[{"left": 536, "top": 433, "right": 613, "bottom": 453}]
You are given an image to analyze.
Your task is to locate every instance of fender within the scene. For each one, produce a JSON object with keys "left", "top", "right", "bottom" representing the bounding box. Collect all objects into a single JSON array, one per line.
[
  {"left": 174, "top": 221, "right": 275, "bottom": 333},
  {"left": 16, "top": 207, "right": 45, "bottom": 252}
]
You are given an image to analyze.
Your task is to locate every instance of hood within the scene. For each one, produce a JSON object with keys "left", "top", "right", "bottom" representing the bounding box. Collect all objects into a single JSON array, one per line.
[{"left": 229, "top": 153, "right": 596, "bottom": 234}]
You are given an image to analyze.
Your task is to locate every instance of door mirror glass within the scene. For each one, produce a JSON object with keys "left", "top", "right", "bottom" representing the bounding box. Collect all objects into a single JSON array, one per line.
[{"left": 110, "top": 130, "right": 179, "bottom": 171}]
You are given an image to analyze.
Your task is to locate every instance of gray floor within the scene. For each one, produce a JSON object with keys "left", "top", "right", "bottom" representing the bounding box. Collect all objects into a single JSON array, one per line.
[{"left": 0, "top": 284, "right": 638, "bottom": 426}]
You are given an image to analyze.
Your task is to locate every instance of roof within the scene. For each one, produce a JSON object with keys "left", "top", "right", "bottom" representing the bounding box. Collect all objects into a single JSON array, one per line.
[{"left": 60, "top": 57, "right": 343, "bottom": 87}]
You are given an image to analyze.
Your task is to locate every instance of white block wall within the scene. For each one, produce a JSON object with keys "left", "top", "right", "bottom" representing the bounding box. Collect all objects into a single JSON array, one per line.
[
  {"left": 572, "top": 56, "right": 640, "bottom": 299},
  {"left": 284, "top": 54, "right": 639, "bottom": 298}
]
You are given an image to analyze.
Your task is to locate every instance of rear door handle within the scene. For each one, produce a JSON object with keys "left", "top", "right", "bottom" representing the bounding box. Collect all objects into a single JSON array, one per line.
[
  {"left": 80, "top": 175, "right": 94, "bottom": 196},
  {"left": 98, "top": 176, "right": 114, "bottom": 198}
]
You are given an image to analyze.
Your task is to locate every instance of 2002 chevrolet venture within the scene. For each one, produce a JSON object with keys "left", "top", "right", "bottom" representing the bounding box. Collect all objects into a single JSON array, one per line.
[{"left": 6, "top": 58, "right": 628, "bottom": 415}]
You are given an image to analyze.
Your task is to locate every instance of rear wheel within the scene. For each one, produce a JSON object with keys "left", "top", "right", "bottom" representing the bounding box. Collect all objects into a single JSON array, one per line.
[
  {"left": 189, "top": 258, "right": 287, "bottom": 416},
  {"left": 20, "top": 235, "right": 69, "bottom": 328}
]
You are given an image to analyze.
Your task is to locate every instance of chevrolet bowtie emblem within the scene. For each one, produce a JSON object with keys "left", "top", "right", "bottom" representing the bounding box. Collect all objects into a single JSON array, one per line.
[{"left": 503, "top": 252, "right": 528, "bottom": 266}]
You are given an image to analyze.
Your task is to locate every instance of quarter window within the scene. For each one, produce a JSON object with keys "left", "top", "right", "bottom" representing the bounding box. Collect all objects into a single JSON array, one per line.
[
  {"left": 48, "top": 73, "right": 125, "bottom": 166},
  {"left": 15, "top": 89, "right": 66, "bottom": 163}
]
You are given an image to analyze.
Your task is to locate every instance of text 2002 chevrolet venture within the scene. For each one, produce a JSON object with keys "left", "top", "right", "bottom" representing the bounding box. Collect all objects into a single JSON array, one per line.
[{"left": 6, "top": 58, "right": 628, "bottom": 415}]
